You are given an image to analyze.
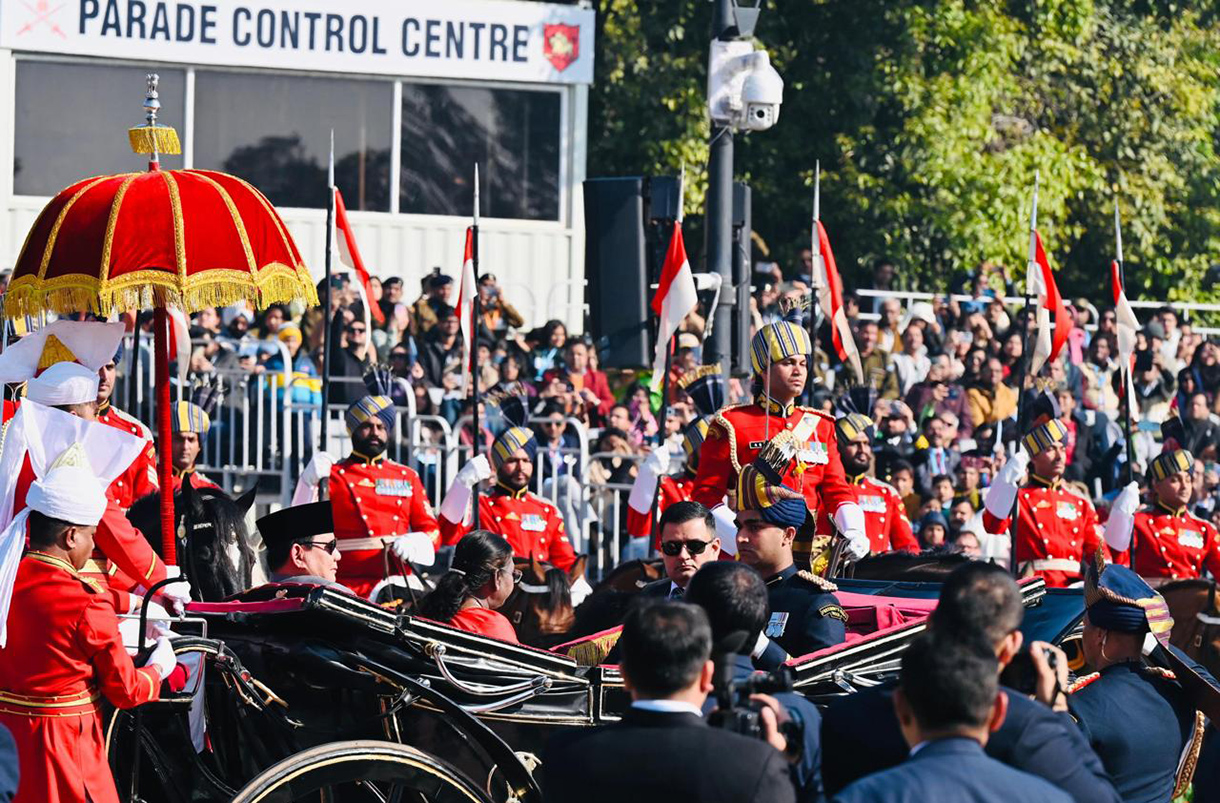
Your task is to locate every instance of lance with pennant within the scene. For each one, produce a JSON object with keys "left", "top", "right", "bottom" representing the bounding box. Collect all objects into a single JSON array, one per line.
[
  {"left": 320, "top": 129, "right": 336, "bottom": 451},
  {"left": 1009, "top": 171, "right": 1040, "bottom": 576}
]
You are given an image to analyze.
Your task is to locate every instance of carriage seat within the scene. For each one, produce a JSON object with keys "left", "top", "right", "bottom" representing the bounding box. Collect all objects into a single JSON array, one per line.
[{"left": 836, "top": 591, "right": 936, "bottom": 644}]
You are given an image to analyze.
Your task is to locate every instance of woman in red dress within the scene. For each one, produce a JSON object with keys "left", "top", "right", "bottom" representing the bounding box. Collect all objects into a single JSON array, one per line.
[{"left": 419, "top": 530, "right": 520, "bottom": 644}]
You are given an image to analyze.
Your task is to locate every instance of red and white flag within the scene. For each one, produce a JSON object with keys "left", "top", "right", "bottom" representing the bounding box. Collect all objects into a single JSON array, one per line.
[
  {"left": 166, "top": 306, "right": 192, "bottom": 389},
  {"left": 814, "top": 220, "right": 862, "bottom": 382},
  {"left": 333, "top": 188, "right": 385, "bottom": 325},
  {"left": 1028, "top": 231, "right": 1073, "bottom": 375},
  {"left": 456, "top": 227, "right": 479, "bottom": 391},
  {"left": 649, "top": 222, "right": 698, "bottom": 392},
  {"left": 1111, "top": 260, "right": 1139, "bottom": 401}
]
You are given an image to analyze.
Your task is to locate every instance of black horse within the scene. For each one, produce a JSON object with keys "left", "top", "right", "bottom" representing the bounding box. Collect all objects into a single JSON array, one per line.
[{"left": 127, "top": 481, "right": 258, "bottom": 601}]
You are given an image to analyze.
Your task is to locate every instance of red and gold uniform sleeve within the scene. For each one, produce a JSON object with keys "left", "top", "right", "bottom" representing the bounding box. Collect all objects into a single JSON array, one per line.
[
  {"left": 75, "top": 596, "right": 161, "bottom": 709},
  {"left": 813, "top": 419, "right": 857, "bottom": 517},
  {"left": 95, "top": 500, "right": 167, "bottom": 592},
  {"left": 542, "top": 508, "right": 577, "bottom": 572},
  {"left": 885, "top": 485, "right": 919, "bottom": 552},
  {"left": 128, "top": 441, "right": 160, "bottom": 506},
  {"left": 1080, "top": 498, "right": 1108, "bottom": 561},
  {"left": 407, "top": 470, "right": 441, "bottom": 545},
  {"left": 692, "top": 421, "right": 732, "bottom": 509}
]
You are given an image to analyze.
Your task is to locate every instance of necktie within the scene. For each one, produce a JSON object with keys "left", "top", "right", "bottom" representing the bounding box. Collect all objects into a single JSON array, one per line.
[{"left": 670, "top": 586, "right": 684, "bottom": 600}]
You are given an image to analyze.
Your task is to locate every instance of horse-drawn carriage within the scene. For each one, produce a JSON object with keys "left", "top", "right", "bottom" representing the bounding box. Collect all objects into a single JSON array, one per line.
[{"left": 107, "top": 570, "right": 1083, "bottom": 802}]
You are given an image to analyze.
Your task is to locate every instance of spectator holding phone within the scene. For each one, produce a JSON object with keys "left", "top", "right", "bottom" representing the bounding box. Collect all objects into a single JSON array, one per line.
[{"left": 477, "top": 273, "right": 525, "bottom": 337}]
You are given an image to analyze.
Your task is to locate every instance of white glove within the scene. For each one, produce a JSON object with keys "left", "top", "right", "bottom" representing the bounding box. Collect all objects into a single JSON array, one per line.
[
  {"left": 711, "top": 503, "right": 739, "bottom": 556},
  {"left": 1103, "top": 482, "right": 1141, "bottom": 552},
  {"left": 984, "top": 450, "right": 1029, "bottom": 520},
  {"left": 390, "top": 532, "right": 437, "bottom": 567},
  {"left": 292, "top": 451, "right": 336, "bottom": 505},
  {"left": 833, "top": 503, "right": 870, "bottom": 561},
  {"left": 144, "top": 636, "right": 177, "bottom": 680},
  {"left": 570, "top": 575, "right": 594, "bottom": 607},
  {"left": 155, "top": 580, "right": 192, "bottom": 617},
  {"left": 456, "top": 456, "right": 492, "bottom": 487},
  {"left": 642, "top": 445, "right": 670, "bottom": 476}
]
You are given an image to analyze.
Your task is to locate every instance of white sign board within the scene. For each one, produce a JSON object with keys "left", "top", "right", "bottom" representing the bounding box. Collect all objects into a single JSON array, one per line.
[{"left": 0, "top": 0, "right": 594, "bottom": 85}]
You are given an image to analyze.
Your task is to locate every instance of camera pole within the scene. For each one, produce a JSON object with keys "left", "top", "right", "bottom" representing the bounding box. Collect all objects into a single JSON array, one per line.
[
  {"left": 703, "top": 0, "right": 737, "bottom": 369},
  {"left": 320, "top": 130, "right": 335, "bottom": 452},
  {"left": 471, "top": 164, "right": 483, "bottom": 528}
]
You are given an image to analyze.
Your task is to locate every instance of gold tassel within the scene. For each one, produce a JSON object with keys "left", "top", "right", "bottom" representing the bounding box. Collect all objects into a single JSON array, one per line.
[
  {"left": 128, "top": 126, "right": 182, "bottom": 156},
  {"left": 37, "top": 334, "right": 79, "bottom": 370}
]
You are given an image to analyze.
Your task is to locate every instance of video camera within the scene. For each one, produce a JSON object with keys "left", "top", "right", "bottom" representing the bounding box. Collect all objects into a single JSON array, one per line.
[{"left": 707, "top": 631, "right": 803, "bottom": 745}]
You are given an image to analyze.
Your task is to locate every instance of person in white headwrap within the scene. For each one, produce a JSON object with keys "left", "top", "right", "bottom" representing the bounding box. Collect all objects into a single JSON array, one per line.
[
  {"left": 0, "top": 323, "right": 190, "bottom": 615},
  {"left": 0, "top": 461, "right": 184, "bottom": 803}
]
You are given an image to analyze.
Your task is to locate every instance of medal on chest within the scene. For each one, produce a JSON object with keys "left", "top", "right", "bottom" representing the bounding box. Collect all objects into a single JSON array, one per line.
[
  {"left": 859, "top": 495, "right": 887, "bottom": 514},
  {"left": 1178, "top": 527, "right": 1205, "bottom": 550},
  {"left": 766, "top": 612, "right": 789, "bottom": 638},
  {"left": 375, "top": 479, "right": 413, "bottom": 497},
  {"left": 520, "top": 513, "right": 546, "bottom": 532},
  {"left": 1056, "top": 501, "right": 1079, "bottom": 520}
]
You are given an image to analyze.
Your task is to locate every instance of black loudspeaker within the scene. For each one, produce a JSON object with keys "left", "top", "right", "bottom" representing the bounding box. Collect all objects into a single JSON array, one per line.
[{"left": 584, "top": 178, "right": 650, "bottom": 370}]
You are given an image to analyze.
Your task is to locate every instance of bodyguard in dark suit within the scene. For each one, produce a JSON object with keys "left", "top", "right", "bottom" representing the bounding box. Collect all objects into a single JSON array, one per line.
[
  {"left": 832, "top": 633, "right": 1073, "bottom": 803},
  {"left": 687, "top": 561, "right": 826, "bottom": 803},
  {"left": 734, "top": 468, "right": 846, "bottom": 659},
  {"left": 541, "top": 601, "right": 795, "bottom": 803},
  {"left": 1068, "top": 558, "right": 1199, "bottom": 803},
  {"left": 641, "top": 501, "right": 724, "bottom": 600},
  {"left": 821, "top": 562, "right": 1120, "bottom": 803}
]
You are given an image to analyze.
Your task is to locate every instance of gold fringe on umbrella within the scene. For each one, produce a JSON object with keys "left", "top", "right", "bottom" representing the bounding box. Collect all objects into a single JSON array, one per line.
[{"left": 128, "top": 126, "right": 181, "bottom": 156}]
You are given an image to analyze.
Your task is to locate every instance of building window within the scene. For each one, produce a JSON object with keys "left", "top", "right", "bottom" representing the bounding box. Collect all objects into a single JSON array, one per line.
[
  {"left": 193, "top": 71, "right": 392, "bottom": 211},
  {"left": 401, "top": 84, "right": 560, "bottom": 221},
  {"left": 14, "top": 62, "right": 185, "bottom": 197}
]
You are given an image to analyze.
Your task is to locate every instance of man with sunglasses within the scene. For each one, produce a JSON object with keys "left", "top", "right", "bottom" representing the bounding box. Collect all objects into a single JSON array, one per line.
[
  {"left": 641, "top": 501, "right": 722, "bottom": 599},
  {"left": 259, "top": 501, "right": 350, "bottom": 590}
]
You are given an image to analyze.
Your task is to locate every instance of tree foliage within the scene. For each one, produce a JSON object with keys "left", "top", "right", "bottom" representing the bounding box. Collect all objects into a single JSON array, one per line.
[{"left": 588, "top": 0, "right": 1220, "bottom": 301}]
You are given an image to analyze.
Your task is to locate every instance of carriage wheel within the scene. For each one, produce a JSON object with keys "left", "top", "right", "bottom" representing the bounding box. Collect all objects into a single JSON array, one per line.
[{"left": 230, "top": 740, "right": 496, "bottom": 803}]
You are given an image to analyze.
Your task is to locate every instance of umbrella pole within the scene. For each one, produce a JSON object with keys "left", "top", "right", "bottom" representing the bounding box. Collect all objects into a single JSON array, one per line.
[{"left": 154, "top": 307, "right": 176, "bottom": 564}]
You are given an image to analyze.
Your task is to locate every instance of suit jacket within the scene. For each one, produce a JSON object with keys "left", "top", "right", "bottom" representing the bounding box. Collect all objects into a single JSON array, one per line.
[
  {"left": 821, "top": 682, "right": 1120, "bottom": 803},
  {"left": 640, "top": 578, "right": 680, "bottom": 599},
  {"left": 832, "top": 737, "right": 1073, "bottom": 803},
  {"left": 542, "top": 707, "right": 796, "bottom": 803}
]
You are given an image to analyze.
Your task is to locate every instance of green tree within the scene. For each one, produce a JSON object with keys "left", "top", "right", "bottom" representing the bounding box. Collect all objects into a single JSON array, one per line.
[{"left": 587, "top": 0, "right": 1220, "bottom": 302}]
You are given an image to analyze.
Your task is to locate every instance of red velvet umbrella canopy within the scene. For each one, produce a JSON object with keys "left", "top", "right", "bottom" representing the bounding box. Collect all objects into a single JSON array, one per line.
[
  {"left": 5, "top": 169, "right": 315, "bottom": 318},
  {"left": 4, "top": 166, "right": 317, "bottom": 565}
]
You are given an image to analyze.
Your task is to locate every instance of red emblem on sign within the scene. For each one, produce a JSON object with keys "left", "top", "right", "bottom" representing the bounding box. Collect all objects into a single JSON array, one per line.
[
  {"left": 543, "top": 24, "right": 580, "bottom": 72},
  {"left": 17, "top": 0, "right": 68, "bottom": 38}
]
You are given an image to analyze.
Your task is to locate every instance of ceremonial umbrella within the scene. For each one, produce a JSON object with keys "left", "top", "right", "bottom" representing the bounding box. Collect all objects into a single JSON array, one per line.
[{"left": 3, "top": 76, "right": 317, "bottom": 564}]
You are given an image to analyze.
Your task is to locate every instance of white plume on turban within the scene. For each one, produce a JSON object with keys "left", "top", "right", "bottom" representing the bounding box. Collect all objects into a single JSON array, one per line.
[
  {"left": 0, "top": 319, "right": 125, "bottom": 382},
  {"left": 27, "top": 465, "right": 108, "bottom": 527},
  {"left": 25, "top": 362, "right": 100, "bottom": 406}
]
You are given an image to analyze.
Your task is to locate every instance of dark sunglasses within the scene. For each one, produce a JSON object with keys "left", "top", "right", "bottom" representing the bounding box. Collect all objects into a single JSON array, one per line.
[
  {"left": 298, "top": 539, "right": 339, "bottom": 555},
  {"left": 542, "top": 420, "right": 564, "bottom": 428},
  {"left": 660, "top": 539, "right": 713, "bottom": 557},
  {"left": 347, "top": 326, "right": 366, "bottom": 334}
]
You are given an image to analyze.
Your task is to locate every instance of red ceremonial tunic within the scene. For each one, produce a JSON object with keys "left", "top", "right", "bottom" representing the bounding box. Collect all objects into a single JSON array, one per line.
[
  {"left": 816, "top": 474, "right": 918, "bottom": 554},
  {"left": 96, "top": 402, "right": 159, "bottom": 511},
  {"left": 625, "top": 474, "right": 694, "bottom": 547},
  {"left": 693, "top": 395, "right": 856, "bottom": 520},
  {"left": 14, "top": 459, "right": 167, "bottom": 613},
  {"left": 0, "top": 552, "right": 162, "bottom": 803},
  {"left": 170, "top": 468, "right": 221, "bottom": 493},
  {"left": 446, "top": 607, "right": 519, "bottom": 643},
  {"left": 439, "top": 483, "right": 577, "bottom": 571},
  {"left": 1123, "top": 502, "right": 1220, "bottom": 582},
  {"left": 329, "top": 451, "right": 440, "bottom": 598},
  {"left": 981, "top": 474, "right": 1109, "bottom": 587}
]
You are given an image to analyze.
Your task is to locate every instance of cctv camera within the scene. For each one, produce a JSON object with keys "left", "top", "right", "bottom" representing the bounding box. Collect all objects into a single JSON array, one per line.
[{"left": 739, "top": 52, "right": 783, "bottom": 132}]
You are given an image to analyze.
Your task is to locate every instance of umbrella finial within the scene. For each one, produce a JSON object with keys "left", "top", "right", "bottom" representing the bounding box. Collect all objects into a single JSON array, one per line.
[{"left": 128, "top": 73, "right": 181, "bottom": 160}]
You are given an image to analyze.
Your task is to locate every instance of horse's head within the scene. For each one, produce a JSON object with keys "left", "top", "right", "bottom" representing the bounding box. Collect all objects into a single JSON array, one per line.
[
  {"left": 593, "top": 557, "right": 666, "bottom": 594},
  {"left": 501, "top": 553, "right": 587, "bottom": 648},
  {"left": 128, "top": 482, "right": 257, "bottom": 602}
]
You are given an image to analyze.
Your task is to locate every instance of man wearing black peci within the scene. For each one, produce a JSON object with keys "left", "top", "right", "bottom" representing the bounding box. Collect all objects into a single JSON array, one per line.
[{"left": 541, "top": 602, "right": 796, "bottom": 803}]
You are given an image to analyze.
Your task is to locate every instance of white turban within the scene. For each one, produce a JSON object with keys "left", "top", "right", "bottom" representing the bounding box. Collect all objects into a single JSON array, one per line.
[
  {"left": 25, "top": 362, "right": 99, "bottom": 406},
  {"left": 0, "top": 320, "right": 125, "bottom": 383},
  {"left": 27, "top": 465, "right": 107, "bottom": 527}
]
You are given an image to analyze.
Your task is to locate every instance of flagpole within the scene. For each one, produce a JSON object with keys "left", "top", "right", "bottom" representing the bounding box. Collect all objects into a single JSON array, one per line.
[
  {"left": 1009, "top": 171, "right": 1040, "bottom": 577},
  {"left": 320, "top": 129, "right": 335, "bottom": 453},
  {"left": 471, "top": 163, "right": 482, "bottom": 528},
  {"left": 648, "top": 167, "right": 684, "bottom": 546},
  {"left": 1115, "top": 200, "right": 1136, "bottom": 489},
  {"left": 808, "top": 161, "right": 824, "bottom": 403}
]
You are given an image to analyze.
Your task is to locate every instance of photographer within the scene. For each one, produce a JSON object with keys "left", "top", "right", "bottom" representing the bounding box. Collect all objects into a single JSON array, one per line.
[
  {"left": 821, "top": 563, "right": 1119, "bottom": 803},
  {"left": 541, "top": 601, "right": 795, "bottom": 803},
  {"left": 687, "top": 562, "right": 825, "bottom": 803},
  {"left": 476, "top": 273, "right": 525, "bottom": 337}
]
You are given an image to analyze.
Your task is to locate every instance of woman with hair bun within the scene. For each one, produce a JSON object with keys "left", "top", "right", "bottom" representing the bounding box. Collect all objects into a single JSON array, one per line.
[{"left": 418, "top": 530, "right": 520, "bottom": 643}]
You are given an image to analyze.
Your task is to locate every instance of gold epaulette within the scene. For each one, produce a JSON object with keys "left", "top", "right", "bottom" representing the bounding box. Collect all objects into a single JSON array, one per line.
[
  {"left": 796, "top": 406, "right": 836, "bottom": 421},
  {"left": 1141, "top": 665, "right": 1177, "bottom": 681},
  {"left": 713, "top": 407, "right": 746, "bottom": 472},
  {"left": 795, "top": 569, "right": 838, "bottom": 592},
  {"left": 1067, "top": 672, "right": 1100, "bottom": 694},
  {"left": 80, "top": 576, "right": 105, "bottom": 595},
  {"left": 1174, "top": 711, "right": 1207, "bottom": 798},
  {"left": 677, "top": 363, "right": 722, "bottom": 390}
]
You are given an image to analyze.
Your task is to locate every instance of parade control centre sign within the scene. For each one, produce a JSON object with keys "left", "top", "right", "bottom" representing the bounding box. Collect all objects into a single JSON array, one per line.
[{"left": 0, "top": 0, "right": 595, "bottom": 85}]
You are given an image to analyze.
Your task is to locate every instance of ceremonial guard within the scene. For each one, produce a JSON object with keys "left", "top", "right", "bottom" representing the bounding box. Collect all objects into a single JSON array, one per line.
[
  {"left": 0, "top": 459, "right": 182, "bottom": 803},
  {"left": 816, "top": 412, "right": 918, "bottom": 554},
  {"left": 0, "top": 321, "right": 187, "bottom": 614},
  {"left": 96, "top": 341, "right": 159, "bottom": 510},
  {"left": 734, "top": 460, "right": 847, "bottom": 659},
  {"left": 328, "top": 393, "right": 439, "bottom": 599},
  {"left": 693, "top": 311, "right": 869, "bottom": 565},
  {"left": 1124, "top": 449, "right": 1220, "bottom": 582},
  {"left": 1069, "top": 555, "right": 1209, "bottom": 803},
  {"left": 168, "top": 393, "right": 221, "bottom": 492},
  {"left": 982, "top": 416, "right": 1108, "bottom": 586},
  {"left": 439, "top": 393, "right": 578, "bottom": 572},
  {"left": 625, "top": 364, "right": 724, "bottom": 547}
]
